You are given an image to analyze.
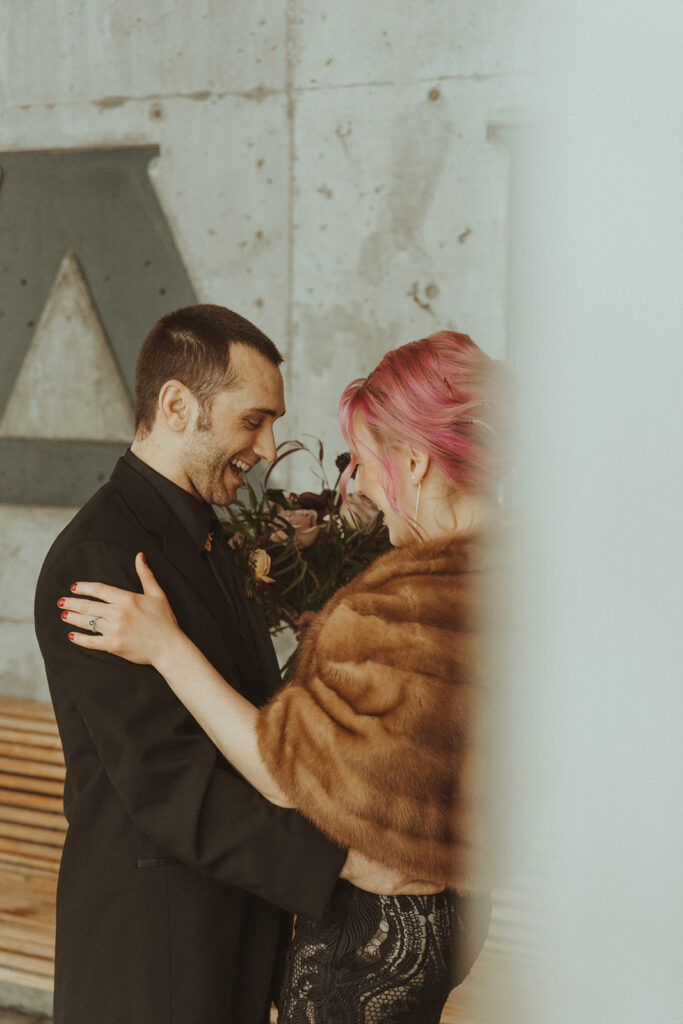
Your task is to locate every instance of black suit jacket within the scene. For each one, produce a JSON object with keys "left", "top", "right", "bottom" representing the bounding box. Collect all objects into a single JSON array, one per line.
[{"left": 34, "top": 457, "right": 345, "bottom": 1024}]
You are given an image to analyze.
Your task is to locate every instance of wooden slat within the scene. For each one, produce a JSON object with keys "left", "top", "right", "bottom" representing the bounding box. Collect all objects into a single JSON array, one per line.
[
  {"left": 0, "top": 908, "right": 57, "bottom": 932},
  {"left": 0, "top": 714, "right": 58, "bottom": 736},
  {"left": 0, "top": 836, "right": 62, "bottom": 863},
  {"left": 0, "top": 756, "right": 65, "bottom": 781},
  {"left": 0, "top": 928, "right": 55, "bottom": 949},
  {"left": 0, "top": 913, "right": 56, "bottom": 935},
  {"left": 0, "top": 866, "right": 58, "bottom": 897},
  {"left": 0, "top": 740, "right": 65, "bottom": 766},
  {"left": 0, "top": 912, "right": 55, "bottom": 934},
  {"left": 0, "top": 821, "right": 65, "bottom": 848},
  {"left": 0, "top": 715, "right": 58, "bottom": 738},
  {"left": 0, "top": 914, "right": 56, "bottom": 932},
  {"left": 0, "top": 946, "right": 54, "bottom": 977},
  {"left": 1, "top": 929, "right": 55, "bottom": 953},
  {"left": 0, "top": 933, "right": 54, "bottom": 954},
  {"left": 0, "top": 789, "right": 64, "bottom": 813},
  {"left": 0, "top": 725, "right": 62, "bottom": 749},
  {"left": 0, "top": 849, "right": 59, "bottom": 876},
  {"left": 0, "top": 887, "right": 57, "bottom": 914},
  {"left": 0, "top": 926, "right": 56, "bottom": 947},
  {"left": 0, "top": 962, "right": 54, "bottom": 992},
  {"left": 0, "top": 699, "right": 62, "bottom": 995},
  {"left": 0, "top": 771, "right": 64, "bottom": 797},
  {"left": 0, "top": 804, "right": 67, "bottom": 831},
  {"left": 0, "top": 923, "right": 55, "bottom": 958},
  {"left": 0, "top": 697, "right": 57, "bottom": 721}
]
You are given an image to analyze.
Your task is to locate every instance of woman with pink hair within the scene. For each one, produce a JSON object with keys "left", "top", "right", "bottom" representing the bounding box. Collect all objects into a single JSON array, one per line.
[{"left": 60, "top": 331, "right": 514, "bottom": 1022}]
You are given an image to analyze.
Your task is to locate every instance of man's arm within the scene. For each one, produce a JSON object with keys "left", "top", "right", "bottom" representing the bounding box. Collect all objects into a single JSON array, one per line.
[{"left": 35, "top": 537, "right": 345, "bottom": 918}]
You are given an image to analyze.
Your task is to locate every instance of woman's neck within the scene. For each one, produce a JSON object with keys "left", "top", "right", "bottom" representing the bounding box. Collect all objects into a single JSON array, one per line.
[{"left": 419, "top": 488, "right": 496, "bottom": 542}]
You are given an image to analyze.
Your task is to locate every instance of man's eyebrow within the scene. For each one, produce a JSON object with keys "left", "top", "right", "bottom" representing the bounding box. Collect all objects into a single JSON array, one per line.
[{"left": 245, "top": 406, "right": 286, "bottom": 418}]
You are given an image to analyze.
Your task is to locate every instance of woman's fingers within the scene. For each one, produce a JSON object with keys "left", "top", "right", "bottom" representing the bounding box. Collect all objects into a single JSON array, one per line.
[
  {"left": 60, "top": 609, "right": 107, "bottom": 633},
  {"left": 67, "top": 630, "right": 111, "bottom": 651},
  {"left": 58, "top": 597, "right": 107, "bottom": 617},
  {"left": 66, "top": 555, "right": 159, "bottom": 606},
  {"left": 60, "top": 556, "right": 167, "bottom": 664},
  {"left": 69, "top": 580, "right": 129, "bottom": 602},
  {"left": 135, "top": 552, "right": 163, "bottom": 596}
]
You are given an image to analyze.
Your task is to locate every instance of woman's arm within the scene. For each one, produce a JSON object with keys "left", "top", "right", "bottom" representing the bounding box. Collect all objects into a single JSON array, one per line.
[
  {"left": 153, "top": 631, "right": 292, "bottom": 807},
  {"left": 60, "top": 553, "right": 293, "bottom": 808}
]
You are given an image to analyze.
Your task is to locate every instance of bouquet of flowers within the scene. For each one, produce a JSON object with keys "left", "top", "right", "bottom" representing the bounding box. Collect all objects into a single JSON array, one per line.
[{"left": 219, "top": 440, "right": 390, "bottom": 675}]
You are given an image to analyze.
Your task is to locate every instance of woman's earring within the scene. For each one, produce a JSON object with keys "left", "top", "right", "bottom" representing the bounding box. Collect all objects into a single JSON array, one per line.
[{"left": 414, "top": 481, "right": 421, "bottom": 524}]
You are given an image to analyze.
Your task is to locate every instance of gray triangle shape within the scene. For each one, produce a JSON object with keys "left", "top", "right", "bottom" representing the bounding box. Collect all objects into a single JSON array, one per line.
[{"left": 0, "top": 252, "right": 135, "bottom": 443}]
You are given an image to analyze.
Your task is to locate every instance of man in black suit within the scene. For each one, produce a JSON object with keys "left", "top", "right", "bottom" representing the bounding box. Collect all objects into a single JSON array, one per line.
[{"left": 34, "top": 305, "right": 407, "bottom": 1024}]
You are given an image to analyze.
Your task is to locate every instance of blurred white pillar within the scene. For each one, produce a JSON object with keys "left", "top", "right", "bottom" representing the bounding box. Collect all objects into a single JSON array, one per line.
[{"left": 500, "top": 2, "right": 683, "bottom": 1021}]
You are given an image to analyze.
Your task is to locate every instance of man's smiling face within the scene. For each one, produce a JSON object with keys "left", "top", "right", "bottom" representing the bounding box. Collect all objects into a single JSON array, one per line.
[{"left": 181, "top": 342, "right": 285, "bottom": 506}]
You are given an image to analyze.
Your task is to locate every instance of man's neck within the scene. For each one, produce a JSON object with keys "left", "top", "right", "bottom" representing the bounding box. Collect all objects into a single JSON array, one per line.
[{"left": 130, "top": 435, "right": 198, "bottom": 498}]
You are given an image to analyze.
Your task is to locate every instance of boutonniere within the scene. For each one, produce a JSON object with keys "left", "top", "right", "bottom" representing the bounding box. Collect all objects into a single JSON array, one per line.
[
  {"left": 249, "top": 548, "right": 274, "bottom": 586},
  {"left": 224, "top": 535, "right": 274, "bottom": 599}
]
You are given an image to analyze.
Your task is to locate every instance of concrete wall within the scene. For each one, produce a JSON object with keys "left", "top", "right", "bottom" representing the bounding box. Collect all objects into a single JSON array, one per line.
[{"left": 0, "top": 1, "right": 540, "bottom": 700}]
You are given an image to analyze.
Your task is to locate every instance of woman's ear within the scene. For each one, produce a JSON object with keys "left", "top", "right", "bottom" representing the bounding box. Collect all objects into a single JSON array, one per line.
[
  {"left": 157, "top": 380, "right": 194, "bottom": 433},
  {"left": 408, "top": 447, "right": 430, "bottom": 485}
]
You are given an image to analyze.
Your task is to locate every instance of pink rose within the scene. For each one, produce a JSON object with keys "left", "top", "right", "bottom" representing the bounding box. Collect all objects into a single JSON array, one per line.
[{"left": 270, "top": 508, "right": 325, "bottom": 549}]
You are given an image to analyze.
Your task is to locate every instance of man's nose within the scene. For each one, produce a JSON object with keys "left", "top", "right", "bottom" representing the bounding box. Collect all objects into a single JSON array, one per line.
[{"left": 254, "top": 423, "right": 277, "bottom": 463}]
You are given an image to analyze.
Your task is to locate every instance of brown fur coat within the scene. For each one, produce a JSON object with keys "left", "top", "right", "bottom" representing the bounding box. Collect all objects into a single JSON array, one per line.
[{"left": 256, "top": 526, "right": 506, "bottom": 887}]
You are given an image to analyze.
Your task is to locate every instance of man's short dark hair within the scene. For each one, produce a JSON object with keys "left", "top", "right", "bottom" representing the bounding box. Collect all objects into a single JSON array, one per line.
[{"left": 134, "top": 304, "right": 283, "bottom": 435}]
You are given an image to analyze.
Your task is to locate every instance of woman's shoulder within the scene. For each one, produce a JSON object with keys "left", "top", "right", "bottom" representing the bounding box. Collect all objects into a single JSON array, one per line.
[
  {"left": 311, "top": 527, "right": 497, "bottom": 661},
  {"left": 331, "top": 521, "right": 507, "bottom": 607}
]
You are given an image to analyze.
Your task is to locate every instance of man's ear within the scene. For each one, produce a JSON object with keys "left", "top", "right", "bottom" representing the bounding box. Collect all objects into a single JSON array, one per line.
[{"left": 157, "top": 380, "right": 195, "bottom": 433}]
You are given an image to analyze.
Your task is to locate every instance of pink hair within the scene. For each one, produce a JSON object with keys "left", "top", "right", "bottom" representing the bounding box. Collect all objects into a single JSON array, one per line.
[{"left": 339, "top": 330, "right": 515, "bottom": 519}]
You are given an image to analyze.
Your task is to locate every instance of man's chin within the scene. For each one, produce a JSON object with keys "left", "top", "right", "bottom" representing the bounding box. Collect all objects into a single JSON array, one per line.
[
  {"left": 211, "top": 475, "right": 241, "bottom": 507},
  {"left": 207, "top": 487, "right": 236, "bottom": 508}
]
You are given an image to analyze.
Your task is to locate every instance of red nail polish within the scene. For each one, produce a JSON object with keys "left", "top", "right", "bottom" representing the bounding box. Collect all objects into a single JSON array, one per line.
[
  {"left": 70, "top": 584, "right": 77, "bottom": 592},
  {"left": 140, "top": 552, "right": 147, "bottom": 565},
  {"left": 57, "top": 598, "right": 65, "bottom": 607},
  {"left": 61, "top": 611, "right": 68, "bottom": 620},
  {"left": 68, "top": 633, "right": 74, "bottom": 641}
]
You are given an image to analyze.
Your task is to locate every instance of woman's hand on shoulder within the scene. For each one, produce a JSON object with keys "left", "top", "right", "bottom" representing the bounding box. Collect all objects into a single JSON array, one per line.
[{"left": 57, "top": 553, "right": 179, "bottom": 666}]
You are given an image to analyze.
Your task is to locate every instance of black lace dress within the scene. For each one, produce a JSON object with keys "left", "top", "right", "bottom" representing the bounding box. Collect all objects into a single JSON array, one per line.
[{"left": 276, "top": 881, "right": 491, "bottom": 1024}]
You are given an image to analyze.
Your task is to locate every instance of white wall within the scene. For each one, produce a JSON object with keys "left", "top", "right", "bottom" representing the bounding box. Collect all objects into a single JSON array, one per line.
[{"left": 505, "top": 3, "right": 683, "bottom": 1022}]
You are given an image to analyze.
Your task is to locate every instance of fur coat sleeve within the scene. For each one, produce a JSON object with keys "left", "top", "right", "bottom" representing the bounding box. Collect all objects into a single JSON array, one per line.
[{"left": 256, "top": 528, "right": 503, "bottom": 888}]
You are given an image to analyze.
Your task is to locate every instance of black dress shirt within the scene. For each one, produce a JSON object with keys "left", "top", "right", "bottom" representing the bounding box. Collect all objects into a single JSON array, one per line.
[{"left": 123, "top": 449, "right": 214, "bottom": 551}]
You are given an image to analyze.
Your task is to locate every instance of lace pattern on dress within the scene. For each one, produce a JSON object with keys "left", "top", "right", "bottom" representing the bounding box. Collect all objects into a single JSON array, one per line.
[{"left": 277, "top": 882, "right": 465, "bottom": 1024}]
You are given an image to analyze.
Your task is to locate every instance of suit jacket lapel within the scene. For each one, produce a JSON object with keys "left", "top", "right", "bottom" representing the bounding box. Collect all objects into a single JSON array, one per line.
[
  {"left": 163, "top": 517, "right": 281, "bottom": 706},
  {"left": 110, "top": 458, "right": 265, "bottom": 704}
]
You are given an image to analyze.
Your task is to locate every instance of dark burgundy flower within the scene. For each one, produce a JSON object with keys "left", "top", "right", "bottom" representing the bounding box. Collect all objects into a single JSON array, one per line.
[{"left": 295, "top": 489, "right": 336, "bottom": 517}]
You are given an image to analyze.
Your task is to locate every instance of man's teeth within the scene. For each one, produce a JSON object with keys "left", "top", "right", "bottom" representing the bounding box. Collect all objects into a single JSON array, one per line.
[{"left": 231, "top": 459, "right": 250, "bottom": 474}]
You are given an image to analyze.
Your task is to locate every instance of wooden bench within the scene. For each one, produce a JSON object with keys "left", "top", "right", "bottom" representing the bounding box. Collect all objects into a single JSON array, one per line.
[
  {"left": 0, "top": 696, "right": 66, "bottom": 994},
  {"left": 0, "top": 696, "right": 531, "bottom": 1023}
]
